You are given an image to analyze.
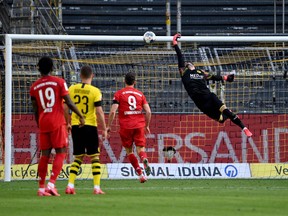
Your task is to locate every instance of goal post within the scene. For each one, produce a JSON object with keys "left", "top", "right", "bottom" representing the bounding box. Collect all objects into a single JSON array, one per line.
[{"left": 2, "top": 34, "right": 288, "bottom": 182}]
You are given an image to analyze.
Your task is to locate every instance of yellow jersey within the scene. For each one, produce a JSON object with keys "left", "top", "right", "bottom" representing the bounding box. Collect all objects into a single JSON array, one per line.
[{"left": 69, "top": 83, "right": 102, "bottom": 126}]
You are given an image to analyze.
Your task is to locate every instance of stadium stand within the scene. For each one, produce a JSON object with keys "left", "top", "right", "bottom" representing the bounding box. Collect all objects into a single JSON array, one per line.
[
  {"left": 61, "top": 0, "right": 288, "bottom": 36},
  {"left": 0, "top": 0, "right": 287, "bottom": 36}
]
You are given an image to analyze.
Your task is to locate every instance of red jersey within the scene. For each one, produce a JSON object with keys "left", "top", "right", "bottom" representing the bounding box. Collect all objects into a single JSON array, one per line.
[
  {"left": 113, "top": 86, "right": 148, "bottom": 129},
  {"left": 30, "top": 75, "right": 69, "bottom": 132}
]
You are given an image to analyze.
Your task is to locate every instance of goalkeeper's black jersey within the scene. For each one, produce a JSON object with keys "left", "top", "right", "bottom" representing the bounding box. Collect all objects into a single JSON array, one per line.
[
  {"left": 181, "top": 68, "right": 211, "bottom": 98},
  {"left": 174, "top": 44, "right": 222, "bottom": 100}
]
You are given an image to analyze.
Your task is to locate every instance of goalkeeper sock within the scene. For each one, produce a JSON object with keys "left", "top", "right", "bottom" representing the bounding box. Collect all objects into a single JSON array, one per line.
[
  {"left": 68, "top": 158, "right": 82, "bottom": 185},
  {"left": 50, "top": 153, "right": 66, "bottom": 184},
  {"left": 128, "top": 153, "right": 142, "bottom": 175},
  {"left": 222, "top": 109, "right": 245, "bottom": 129},
  {"left": 38, "top": 155, "right": 49, "bottom": 188}
]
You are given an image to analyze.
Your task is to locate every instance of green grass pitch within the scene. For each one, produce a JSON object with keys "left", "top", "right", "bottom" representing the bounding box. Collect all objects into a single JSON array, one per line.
[{"left": 0, "top": 179, "right": 288, "bottom": 216}]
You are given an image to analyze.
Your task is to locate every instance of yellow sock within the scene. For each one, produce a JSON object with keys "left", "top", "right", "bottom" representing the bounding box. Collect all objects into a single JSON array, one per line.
[
  {"left": 91, "top": 157, "right": 101, "bottom": 187},
  {"left": 68, "top": 158, "right": 82, "bottom": 185}
]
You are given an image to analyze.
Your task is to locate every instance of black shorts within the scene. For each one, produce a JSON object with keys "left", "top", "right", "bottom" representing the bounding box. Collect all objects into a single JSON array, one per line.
[
  {"left": 71, "top": 125, "right": 100, "bottom": 156},
  {"left": 192, "top": 93, "right": 224, "bottom": 121}
]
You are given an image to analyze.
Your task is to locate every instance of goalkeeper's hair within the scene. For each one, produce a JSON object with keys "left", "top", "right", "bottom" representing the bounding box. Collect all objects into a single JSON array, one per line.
[
  {"left": 125, "top": 72, "right": 136, "bottom": 85},
  {"left": 37, "top": 56, "right": 53, "bottom": 75},
  {"left": 80, "top": 65, "right": 93, "bottom": 79}
]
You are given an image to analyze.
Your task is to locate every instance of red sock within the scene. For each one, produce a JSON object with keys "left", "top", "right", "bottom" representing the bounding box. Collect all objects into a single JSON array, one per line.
[
  {"left": 128, "top": 153, "right": 142, "bottom": 175},
  {"left": 38, "top": 155, "right": 49, "bottom": 188},
  {"left": 50, "top": 153, "right": 66, "bottom": 184},
  {"left": 138, "top": 151, "right": 147, "bottom": 162}
]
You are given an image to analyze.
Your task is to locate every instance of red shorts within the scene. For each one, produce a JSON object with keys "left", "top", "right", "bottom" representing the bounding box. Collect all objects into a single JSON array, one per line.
[
  {"left": 119, "top": 127, "right": 146, "bottom": 148},
  {"left": 39, "top": 124, "right": 68, "bottom": 150}
]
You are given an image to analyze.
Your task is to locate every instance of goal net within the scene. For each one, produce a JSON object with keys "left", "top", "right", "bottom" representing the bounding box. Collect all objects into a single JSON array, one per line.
[{"left": 1, "top": 34, "right": 288, "bottom": 181}]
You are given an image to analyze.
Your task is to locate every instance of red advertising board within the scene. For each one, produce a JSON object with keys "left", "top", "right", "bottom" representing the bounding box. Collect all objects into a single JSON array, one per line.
[{"left": 11, "top": 114, "right": 288, "bottom": 164}]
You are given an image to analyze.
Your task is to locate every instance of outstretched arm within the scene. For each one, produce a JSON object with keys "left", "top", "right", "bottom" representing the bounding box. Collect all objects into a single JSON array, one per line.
[
  {"left": 172, "top": 33, "right": 185, "bottom": 75},
  {"left": 205, "top": 72, "right": 234, "bottom": 83}
]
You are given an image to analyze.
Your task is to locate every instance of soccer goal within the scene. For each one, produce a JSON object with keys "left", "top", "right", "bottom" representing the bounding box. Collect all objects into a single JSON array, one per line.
[{"left": 1, "top": 34, "right": 288, "bottom": 182}]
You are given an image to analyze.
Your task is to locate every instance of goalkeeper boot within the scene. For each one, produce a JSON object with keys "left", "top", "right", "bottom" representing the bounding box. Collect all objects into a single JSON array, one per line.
[
  {"left": 143, "top": 158, "right": 151, "bottom": 176},
  {"left": 93, "top": 188, "right": 105, "bottom": 195},
  {"left": 139, "top": 175, "right": 147, "bottom": 183},
  {"left": 65, "top": 186, "right": 76, "bottom": 195},
  {"left": 243, "top": 127, "right": 252, "bottom": 138}
]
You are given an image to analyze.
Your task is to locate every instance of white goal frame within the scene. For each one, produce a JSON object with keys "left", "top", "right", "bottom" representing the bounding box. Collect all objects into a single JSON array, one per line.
[{"left": 4, "top": 33, "right": 288, "bottom": 181}]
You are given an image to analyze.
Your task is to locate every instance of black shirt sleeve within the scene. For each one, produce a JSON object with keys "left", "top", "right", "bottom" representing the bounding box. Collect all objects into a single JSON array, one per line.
[
  {"left": 94, "top": 101, "right": 102, "bottom": 107},
  {"left": 206, "top": 73, "right": 223, "bottom": 81},
  {"left": 112, "top": 100, "right": 119, "bottom": 104},
  {"left": 174, "top": 44, "right": 185, "bottom": 69}
]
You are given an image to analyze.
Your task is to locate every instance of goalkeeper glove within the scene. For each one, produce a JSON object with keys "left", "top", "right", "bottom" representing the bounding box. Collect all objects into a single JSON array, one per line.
[
  {"left": 223, "top": 74, "right": 234, "bottom": 82},
  {"left": 173, "top": 33, "right": 181, "bottom": 46}
]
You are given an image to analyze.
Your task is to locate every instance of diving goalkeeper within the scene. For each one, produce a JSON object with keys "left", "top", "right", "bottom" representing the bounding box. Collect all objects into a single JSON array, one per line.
[{"left": 172, "top": 33, "right": 252, "bottom": 137}]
